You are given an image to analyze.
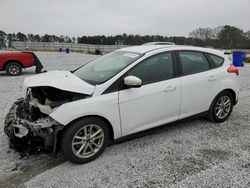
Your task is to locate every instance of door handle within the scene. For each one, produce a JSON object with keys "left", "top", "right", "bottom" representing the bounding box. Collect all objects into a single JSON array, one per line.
[
  {"left": 164, "top": 86, "right": 176, "bottom": 92},
  {"left": 208, "top": 76, "right": 217, "bottom": 81}
]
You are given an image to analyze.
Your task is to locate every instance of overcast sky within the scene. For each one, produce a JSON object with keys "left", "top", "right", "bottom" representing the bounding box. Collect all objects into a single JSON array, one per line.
[{"left": 0, "top": 0, "right": 249, "bottom": 37}]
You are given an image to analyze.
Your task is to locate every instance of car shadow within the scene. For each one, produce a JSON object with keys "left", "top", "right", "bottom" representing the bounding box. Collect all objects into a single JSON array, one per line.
[
  {"left": 110, "top": 113, "right": 208, "bottom": 146},
  {"left": 0, "top": 71, "right": 36, "bottom": 77},
  {"left": 0, "top": 115, "right": 209, "bottom": 187}
]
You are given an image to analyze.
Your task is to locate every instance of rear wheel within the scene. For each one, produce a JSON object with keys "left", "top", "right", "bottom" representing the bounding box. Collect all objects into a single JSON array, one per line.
[
  {"left": 61, "top": 117, "right": 109, "bottom": 164},
  {"left": 6, "top": 62, "right": 22, "bottom": 76},
  {"left": 208, "top": 91, "right": 234, "bottom": 123}
]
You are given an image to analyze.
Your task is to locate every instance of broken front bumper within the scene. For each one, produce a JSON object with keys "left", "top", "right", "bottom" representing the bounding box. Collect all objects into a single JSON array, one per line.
[{"left": 4, "top": 99, "right": 63, "bottom": 154}]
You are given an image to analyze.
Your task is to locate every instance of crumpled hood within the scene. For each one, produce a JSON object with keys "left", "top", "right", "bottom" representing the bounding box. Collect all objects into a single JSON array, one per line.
[{"left": 23, "top": 70, "right": 95, "bottom": 95}]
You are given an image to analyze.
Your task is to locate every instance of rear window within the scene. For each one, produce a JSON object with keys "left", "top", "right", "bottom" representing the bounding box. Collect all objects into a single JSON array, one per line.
[{"left": 208, "top": 54, "right": 224, "bottom": 67}]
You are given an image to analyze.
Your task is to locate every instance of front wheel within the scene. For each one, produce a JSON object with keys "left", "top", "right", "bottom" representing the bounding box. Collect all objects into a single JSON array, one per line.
[
  {"left": 208, "top": 91, "right": 234, "bottom": 123},
  {"left": 61, "top": 117, "right": 109, "bottom": 164}
]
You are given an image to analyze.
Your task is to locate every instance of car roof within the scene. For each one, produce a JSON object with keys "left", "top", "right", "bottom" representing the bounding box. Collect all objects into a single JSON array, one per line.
[
  {"left": 142, "top": 42, "right": 175, "bottom": 45},
  {"left": 118, "top": 45, "right": 225, "bottom": 57},
  {"left": 118, "top": 45, "right": 174, "bottom": 53}
]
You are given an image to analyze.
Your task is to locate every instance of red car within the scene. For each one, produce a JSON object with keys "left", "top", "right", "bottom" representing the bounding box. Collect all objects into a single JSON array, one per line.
[{"left": 0, "top": 51, "right": 43, "bottom": 76}]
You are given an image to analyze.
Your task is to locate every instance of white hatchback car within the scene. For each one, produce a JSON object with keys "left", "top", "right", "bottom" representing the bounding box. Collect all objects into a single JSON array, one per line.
[{"left": 4, "top": 45, "right": 239, "bottom": 164}]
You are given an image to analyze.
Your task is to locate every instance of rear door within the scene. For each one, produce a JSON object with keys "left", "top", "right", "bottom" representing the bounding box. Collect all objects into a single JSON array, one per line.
[
  {"left": 176, "top": 50, "right": 221, "bottom": 119},
  {"left": 119, "top": 51, "right": 181, "bottom": 136}
]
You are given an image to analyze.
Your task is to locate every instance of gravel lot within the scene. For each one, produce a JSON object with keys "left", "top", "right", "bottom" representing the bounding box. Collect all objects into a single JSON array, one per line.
[
  {"left": 0, "top": 52, "right": 250, "bottom": 187},
  {"left": 0, "top": 52, "right": 96, "bottom": 187}
]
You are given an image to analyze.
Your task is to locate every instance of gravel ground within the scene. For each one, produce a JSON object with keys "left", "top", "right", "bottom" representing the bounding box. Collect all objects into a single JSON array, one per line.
[
  {"left": 1, "top": 52, "right": 250, "bottom": 187},
  {"left": 0, "top": 52, "right": 96, "bottom": 187}
]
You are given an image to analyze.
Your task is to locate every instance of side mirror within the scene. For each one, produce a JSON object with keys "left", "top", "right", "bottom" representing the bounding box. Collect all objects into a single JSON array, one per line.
[{"left": 124, "top": 76, "right": 142, "bottom": 88}]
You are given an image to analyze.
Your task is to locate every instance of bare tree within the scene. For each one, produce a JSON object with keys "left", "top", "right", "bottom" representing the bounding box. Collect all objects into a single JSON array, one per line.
[
  {"left": 0, "top": 30, "right": 6, "bottom": 48},
  {"left": 189, "top": 27, "right": 214, "bottom": 40},
  {"left": 246, "top": 31, "right": 250, "bottom": 39},
  {"left": 218, "top": 25, "right": 246, "bottom": 48},
  {"left": 27, "top": 33, "right": 34, "bottom": 42},
  {"left": 212, "top": 26, "right": 223, "bottom": 39}
]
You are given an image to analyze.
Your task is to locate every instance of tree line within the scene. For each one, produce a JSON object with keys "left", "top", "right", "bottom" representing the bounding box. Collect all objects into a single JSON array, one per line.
[{"left": 1, "top": 25, "right": 250, "bottom": 49}]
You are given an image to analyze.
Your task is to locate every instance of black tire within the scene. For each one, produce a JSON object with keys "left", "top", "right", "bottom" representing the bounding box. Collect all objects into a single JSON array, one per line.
[
  {"left": 61, "top": 117, "right": 109, "bottom": 164},
  {"left": 208, "top": 91, "right": 234, "bottom": 123},
  {"left": 6, "top": 62, "right": 22, "bottom": 76},
  {"left": 4, "top": 104, "right": 16, "bottom": 137}
]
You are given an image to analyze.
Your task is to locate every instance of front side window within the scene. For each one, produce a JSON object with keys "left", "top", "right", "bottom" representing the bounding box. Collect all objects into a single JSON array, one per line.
[
  {"left": 178, "top": 51, "right": 210, "bottom": 75},
  {"left": 73, "top": 51, "right": 143, "bottom": 85},
  {"left": 127, "top": 52, "right": 174, "bottom": 85}
]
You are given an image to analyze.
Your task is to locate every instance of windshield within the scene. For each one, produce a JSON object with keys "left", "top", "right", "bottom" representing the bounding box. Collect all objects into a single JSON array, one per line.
[{"left": 73, "top": 51, "right": 143, "bottom": 85}]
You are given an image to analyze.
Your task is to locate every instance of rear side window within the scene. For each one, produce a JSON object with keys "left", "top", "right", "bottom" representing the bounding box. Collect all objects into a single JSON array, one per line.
[
  {"left": 208, "top": 54, "right": 224, "bottom": 67},
  {"left": 127, "top": 52, "right": 174, "bottom": 85},
  {"left": 178, "top": 51, "right": 209, "bottom": 75}
]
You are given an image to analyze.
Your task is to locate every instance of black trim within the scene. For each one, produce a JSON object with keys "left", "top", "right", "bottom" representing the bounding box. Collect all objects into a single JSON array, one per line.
[
  {"left": 171, "top": 51, "right": 179, "bottom": 77},
  {"left": 173, "top": 50, "right": 183, "bottom": 76},
  {"left": 203, "top": 52, "right": 214, "bottom": 69},
  {"left": 113, "top": 111, "right": 208, "bottom": 144},
  {"left": 103, "top": 77, "right": 124, "bottom": 94},
  {"left": 205, "top": 52, "right": 225, "bottom": 68}
]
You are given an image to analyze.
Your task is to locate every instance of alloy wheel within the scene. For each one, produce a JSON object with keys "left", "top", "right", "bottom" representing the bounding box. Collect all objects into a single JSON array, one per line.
[
  {"left": 72, "top": 124, "right": 104, "bottom": 159},
  {"left": 215, "top": 95, "right": 232, "bottom": 119}
]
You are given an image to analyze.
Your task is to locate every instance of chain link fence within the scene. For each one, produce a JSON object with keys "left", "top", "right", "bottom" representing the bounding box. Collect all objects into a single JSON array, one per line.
[
  {"left": 12, "top": 41, "right": 130, "bottom": 54},
  {"left": 10, "top": 42, "right": 250, "bottom": 55}
]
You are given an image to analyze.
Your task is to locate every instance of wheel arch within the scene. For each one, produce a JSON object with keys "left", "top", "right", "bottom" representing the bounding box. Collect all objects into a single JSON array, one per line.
[
  {"left": 3, "top": 60, "right": 24, "bottom": 70},
  {"left": 220, "top": 88, "right": 237, "bottom": 105},
  {"left": 63, "top": 115, "right": 115, "bottom": 142},
  {"left": 211, "top": 88, "right": 237, "bottom": 107},
  {"left": 207, "top": 88, "right": 236, "bottom": 123}
]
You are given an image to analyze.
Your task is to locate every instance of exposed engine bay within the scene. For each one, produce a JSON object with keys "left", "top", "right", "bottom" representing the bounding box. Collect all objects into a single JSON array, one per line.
[{"left": 4, "top": 86, "right": 89, "bottom": 155}]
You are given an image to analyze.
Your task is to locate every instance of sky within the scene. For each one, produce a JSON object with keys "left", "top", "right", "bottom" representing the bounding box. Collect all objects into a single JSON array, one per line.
[{"left": 0, "top": 0, "right": 249, "bottom": 37}]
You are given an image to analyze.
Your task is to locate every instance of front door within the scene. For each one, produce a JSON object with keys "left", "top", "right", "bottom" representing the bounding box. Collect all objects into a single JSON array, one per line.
[{"left": 118, "top": 52, "right": 181, "bottom": 136}]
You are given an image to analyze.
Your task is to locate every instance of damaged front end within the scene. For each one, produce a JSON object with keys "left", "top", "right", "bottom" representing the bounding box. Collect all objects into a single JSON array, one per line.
[{"left": 4, "top": 86, "right": 89, "bottom": 155}]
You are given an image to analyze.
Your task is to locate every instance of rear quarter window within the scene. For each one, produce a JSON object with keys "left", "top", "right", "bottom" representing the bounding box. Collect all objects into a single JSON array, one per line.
[{"left": 208, "top": 54, "right": 224, "bottom": 67}]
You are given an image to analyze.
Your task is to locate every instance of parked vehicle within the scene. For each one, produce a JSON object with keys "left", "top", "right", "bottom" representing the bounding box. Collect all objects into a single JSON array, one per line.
[
  {"left": 0, "top": 51, "right": 43, "bottom": 76},
  {"left": 4, "top": 45, "right": 239, "bottom": 164}
]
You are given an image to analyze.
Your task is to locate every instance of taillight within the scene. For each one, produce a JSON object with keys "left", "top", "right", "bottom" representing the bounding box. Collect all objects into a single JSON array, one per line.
[{"left": 227, "top": 65, "right": 239, "bottom": 76}]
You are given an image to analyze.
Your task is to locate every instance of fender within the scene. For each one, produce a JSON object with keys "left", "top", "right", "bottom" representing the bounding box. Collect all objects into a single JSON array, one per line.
[
  {"left": 50, "top": 92, "right": 122, "bottom": 139},
  {"left": 2, "top": 58, "right": 23, "bottom": 70},
  {"left": 214, "top": 75, "right": 239, "bottom": 102}
]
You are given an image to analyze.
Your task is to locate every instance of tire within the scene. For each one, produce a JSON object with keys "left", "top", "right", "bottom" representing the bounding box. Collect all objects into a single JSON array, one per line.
[
  {"left": 6, "top": 62, "right": 22, "bottom": 76},
  {"left": 4, "top": 104, "right": 16, "bottom": 137},
  {"left": 61, "top": 117, "right": 109, "bottom": 164},
  {"left": 208, "top": 91, "right": 234, "bottom": 123},
  {"left": 4, "top": 99, "right": 24, "bottom": 137}
]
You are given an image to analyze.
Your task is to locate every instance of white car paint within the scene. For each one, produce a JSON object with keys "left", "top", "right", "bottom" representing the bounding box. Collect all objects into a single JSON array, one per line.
[
  {"left": 23, "top": 70, "right": 95, "bottom": 95},
  {"left": 119, "top": 77, "right": 181, "bottom": 135},
  {"left": 124, "top": 76, "right": 142, "bottom": 86},
  {"left": 179, "top": 68, "right": 221, "bottom": 119},
  {"left": 24, "top": 45, "right": 239, "bottom": 140},
  {"left": 142, "top": 42, "right": 175, "bottom": 45},
  {"left": 50, "top": 91, "right": 122, "bottom": 137}
]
